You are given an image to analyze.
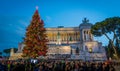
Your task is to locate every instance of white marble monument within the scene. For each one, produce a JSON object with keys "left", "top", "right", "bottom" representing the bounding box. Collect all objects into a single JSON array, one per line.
[{"left": 9, "top": 18, "right": 107, "bottom": 61}]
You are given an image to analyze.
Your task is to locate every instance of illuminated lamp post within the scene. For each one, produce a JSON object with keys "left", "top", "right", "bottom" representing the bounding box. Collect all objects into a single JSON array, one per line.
[
  {"left": 89, "top": 48, "right": 93, "bottom": 61},
  {"left": 89, "top": 48, "right": 92, "bottom": 53}
]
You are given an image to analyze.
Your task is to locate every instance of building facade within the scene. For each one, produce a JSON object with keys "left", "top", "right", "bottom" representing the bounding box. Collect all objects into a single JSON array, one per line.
[{"left": 9, "top": 18, "right": 107, "bottom": 61}]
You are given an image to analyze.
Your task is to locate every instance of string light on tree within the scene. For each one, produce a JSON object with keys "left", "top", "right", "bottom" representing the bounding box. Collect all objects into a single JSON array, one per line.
[{"left": 22, "top": 7, "right": 48, "bottom": 58}]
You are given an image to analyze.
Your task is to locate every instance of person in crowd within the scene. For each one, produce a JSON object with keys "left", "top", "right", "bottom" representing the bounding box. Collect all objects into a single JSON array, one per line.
[{"left": 0, "top": 59, "right": 119, "bottom": 71}]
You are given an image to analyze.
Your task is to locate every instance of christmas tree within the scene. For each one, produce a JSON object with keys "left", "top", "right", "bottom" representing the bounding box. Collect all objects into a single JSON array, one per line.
[{"left": 22, "top": 8, "right": 48, "bottom": 58}]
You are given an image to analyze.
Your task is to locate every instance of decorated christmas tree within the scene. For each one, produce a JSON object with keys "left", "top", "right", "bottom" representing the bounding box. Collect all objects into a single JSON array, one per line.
[{"left": 22, "top": 8, "right": 48, "bottom": 58}]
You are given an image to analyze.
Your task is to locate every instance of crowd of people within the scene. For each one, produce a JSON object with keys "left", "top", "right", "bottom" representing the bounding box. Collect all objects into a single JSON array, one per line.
[{"left": 0, "top": 59, "right": 119, "bottom": 71}]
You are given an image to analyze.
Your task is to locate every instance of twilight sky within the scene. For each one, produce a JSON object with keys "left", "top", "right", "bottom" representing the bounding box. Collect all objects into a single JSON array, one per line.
[{"left": 0, "top": 0, "right": 120, "bottom": 51}]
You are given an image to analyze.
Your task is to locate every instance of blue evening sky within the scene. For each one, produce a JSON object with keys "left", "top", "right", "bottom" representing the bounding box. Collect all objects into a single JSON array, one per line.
[{"left": 0, "top": 0, "right": 120, "bottom": 51}]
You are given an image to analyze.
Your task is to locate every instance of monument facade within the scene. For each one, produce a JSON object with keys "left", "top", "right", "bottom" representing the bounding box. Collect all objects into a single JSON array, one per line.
[{"left": 9, "top": 18, "right": 107, "bottom": 61}]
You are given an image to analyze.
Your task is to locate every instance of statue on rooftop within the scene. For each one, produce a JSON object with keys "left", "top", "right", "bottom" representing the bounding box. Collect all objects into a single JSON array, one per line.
[{"left": 82, "top": 18, "right": 89, "bottom": 23}]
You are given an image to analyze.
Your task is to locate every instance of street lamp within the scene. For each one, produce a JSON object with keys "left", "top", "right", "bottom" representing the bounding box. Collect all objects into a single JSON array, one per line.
[
  {"left": 89, "top": 48, "right": 92, "bottom": 53},
  {"left": 89, "top": 48, "right": 93, "bottom": 61}
]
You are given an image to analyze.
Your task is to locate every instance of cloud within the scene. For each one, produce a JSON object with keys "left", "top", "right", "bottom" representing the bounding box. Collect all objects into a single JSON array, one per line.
[
  {"left": 44, "top": 16, "right": 52, "bottom": 24},
  {"left": 19, "top": 20, "right": 28, "bottom": 27},
  {"left": 15, "top": 20, "right": 29, "bottom": 36},
  {"left": 15, "top": 26, "right": 25, "bottom": 36}
]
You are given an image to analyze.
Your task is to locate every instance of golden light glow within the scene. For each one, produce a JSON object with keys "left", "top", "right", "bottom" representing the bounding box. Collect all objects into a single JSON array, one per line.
[{"left": 89, "top": 48, "right": 92, "bottom": 53}]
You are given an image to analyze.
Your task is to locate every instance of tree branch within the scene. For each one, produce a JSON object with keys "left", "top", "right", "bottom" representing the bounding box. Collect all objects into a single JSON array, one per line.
[
  {"left": 112, "top": 30, "right": 119, "bottom": 42},
  {"left": 104, "top": 33, "right": 111, "bottom": 41}
]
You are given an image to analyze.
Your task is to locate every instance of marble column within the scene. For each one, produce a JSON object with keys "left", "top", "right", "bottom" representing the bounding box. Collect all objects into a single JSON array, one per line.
[
  {"left": 82, "top": 30, "right": 84, "bottom": 41},
  {"left": 88, "top": 31, "right": 90, "bottom": 41}
]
